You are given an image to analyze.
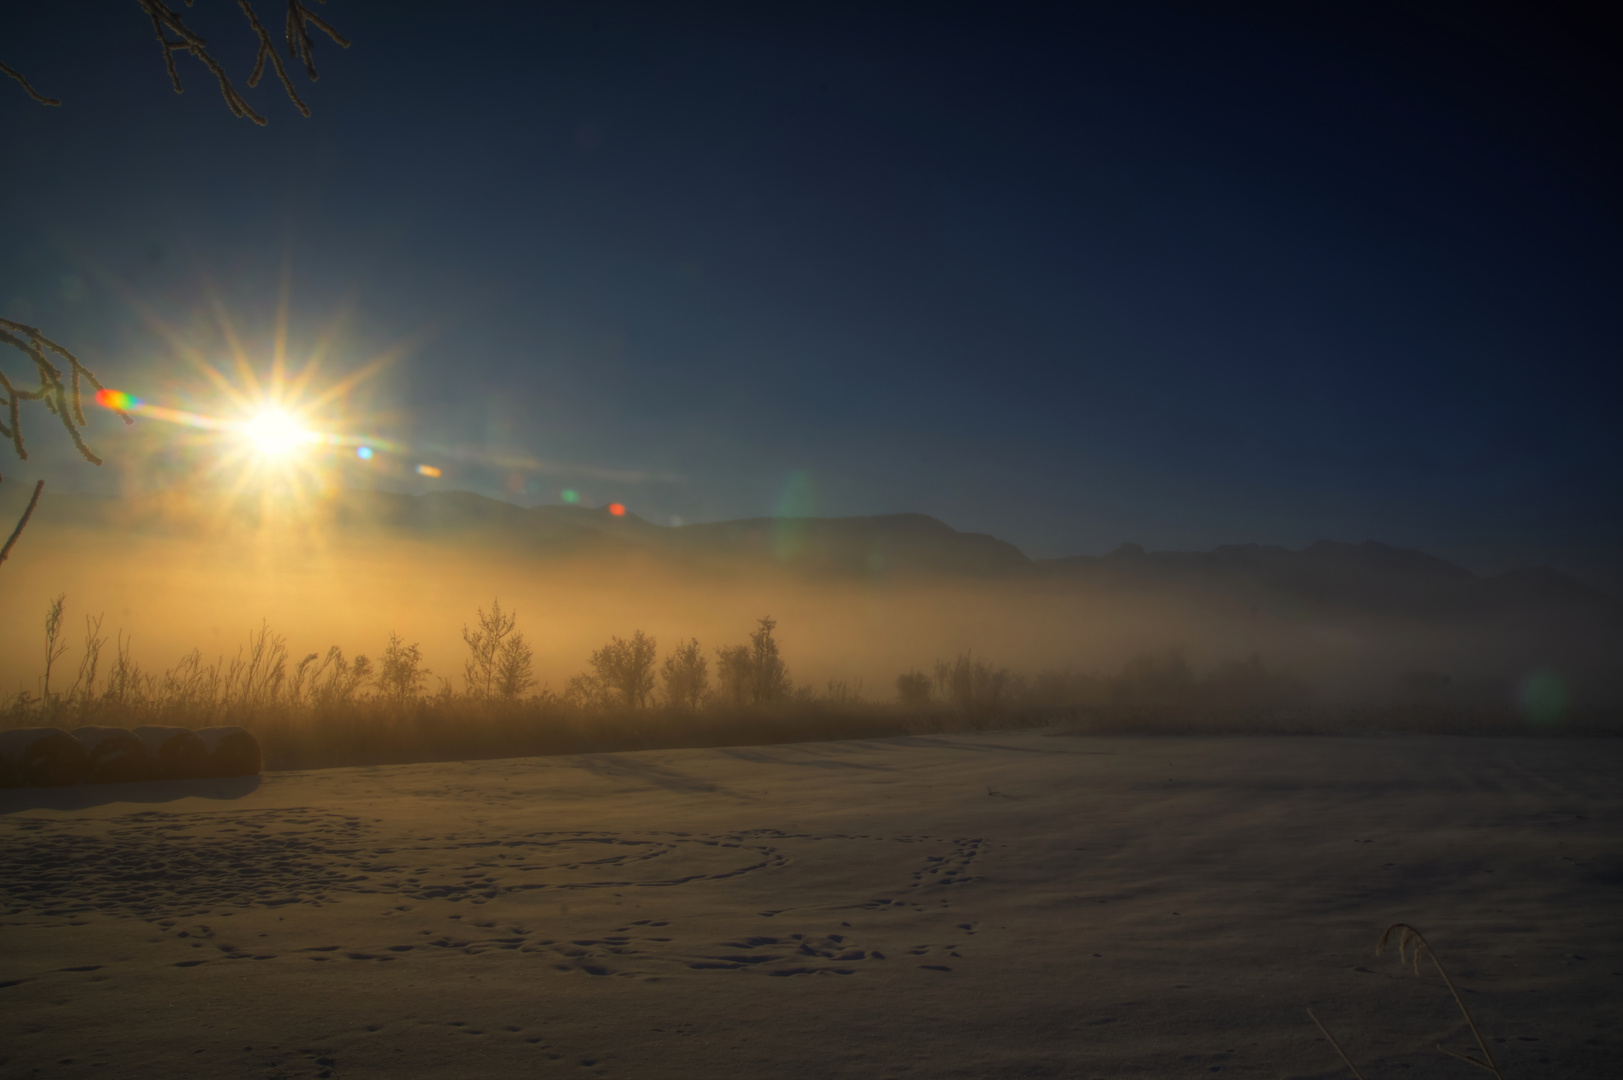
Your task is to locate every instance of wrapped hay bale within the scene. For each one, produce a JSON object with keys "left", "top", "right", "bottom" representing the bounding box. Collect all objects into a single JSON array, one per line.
[
  {"left": 132, "top": 726, "right": 209, "bottom": 780},
  {"left": 71, "top": 726, "right": 155, "bottom": 784},
  {"left": 194, "top": 726, "right": 262, "bottom": 777},
  {"left": 0, "top": 727, "right": 89, "bottom": 787}
]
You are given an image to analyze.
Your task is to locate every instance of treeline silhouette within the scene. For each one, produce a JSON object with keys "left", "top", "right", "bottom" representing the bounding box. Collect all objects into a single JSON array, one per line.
[{"left": 1, "top": 596, "right": 1607, "bottom": 773}]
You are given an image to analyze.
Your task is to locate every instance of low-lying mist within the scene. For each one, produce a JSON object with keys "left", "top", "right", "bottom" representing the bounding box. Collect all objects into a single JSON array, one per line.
[
  {"left": 3, "top": 528, "right": 1216, "bottom": 695},
  {"left": 4, "top": 487, "right": 1618, "bottom": 766}
]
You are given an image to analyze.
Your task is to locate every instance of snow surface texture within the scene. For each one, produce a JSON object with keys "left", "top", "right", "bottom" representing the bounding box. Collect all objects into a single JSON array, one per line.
[{"left": 1, "top": 732, "right": 1618, "bottom": 1077}]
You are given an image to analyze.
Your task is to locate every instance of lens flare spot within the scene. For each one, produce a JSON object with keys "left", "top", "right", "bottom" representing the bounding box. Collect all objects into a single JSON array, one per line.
[
  {"left": 1520, "top": 668, "right": 1567, "bottom": 725},
  {"left": 608, "top": 502, "right": 626, "bottom": 516},
  {"left": 561, "top": 489, "right": 579, "bottom": 504},
  {"left": 416, "top": 464, "right": 442, "bottom": 478},
  {"left": 95, "top": 388, "right": 139, "bottom": 411},
  {"left": 356, "top": 446, "right": 373, "bottom": 460}
]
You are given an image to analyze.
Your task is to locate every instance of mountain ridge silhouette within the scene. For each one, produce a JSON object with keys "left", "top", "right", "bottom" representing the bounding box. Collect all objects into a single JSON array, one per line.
[{"left": 12, "top": 487, "right": 1619, "bottom": 628}]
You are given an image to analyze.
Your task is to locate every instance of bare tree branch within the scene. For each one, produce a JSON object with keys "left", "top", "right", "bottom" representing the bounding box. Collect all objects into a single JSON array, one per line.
[
  {"left": 285, "top": 0, "right": 352, "bottom": 81},
  {"left": 9, "top": 3, "right": 351, "bottom": 122},
  {"left": 0, "top": 6, "right": 354, "bottom": 569},
  {"left": 0, "top": 59, "right": 61, "bottom": 106},
  {"left": 241, "top": 0, "right": 309, "bottom": 115},
  {"left": 0, "top": 318, "right": 132, "bottom": 470},
  {"left": 137, "top": 0, "right": 271, "bottom": 124},
  {"left": 0, "top": 480, "right": 45, "bottom": 567}
]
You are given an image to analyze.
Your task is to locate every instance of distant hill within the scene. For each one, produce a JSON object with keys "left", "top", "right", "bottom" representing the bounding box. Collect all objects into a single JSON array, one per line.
[
  {"left": 1039, "top": 540, "right": 1623, "bottom": 629},
  {"left": 10, "top": 487, "right": 1037, "bottom": 578},
  {"left": 12, "top": 487, "right": 1619, "bottom": 631},
  {"left": 664, "top": 513, "right": 1032, "bottom": 577}
]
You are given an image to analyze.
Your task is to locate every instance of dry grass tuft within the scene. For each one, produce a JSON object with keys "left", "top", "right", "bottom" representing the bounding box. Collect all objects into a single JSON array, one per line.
[
  {"left": 1306, "top": 1009, "right": 1367, "bottom": 1080},
  {"left": 1313, "top": 924, "right": 1506, "bottom": 1079},
  {"left": 1376, "top": 923, "right": 1504, "bottom": 1077}
]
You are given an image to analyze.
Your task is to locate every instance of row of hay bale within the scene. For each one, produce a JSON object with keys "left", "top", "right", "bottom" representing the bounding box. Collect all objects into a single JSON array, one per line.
[{"left": 0, "top": 726, "right": 262, "bottom": 788}]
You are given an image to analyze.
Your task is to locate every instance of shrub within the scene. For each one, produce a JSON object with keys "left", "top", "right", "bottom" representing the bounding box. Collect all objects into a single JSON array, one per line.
[
  {"left": 1113, "top": 647, "right": 1195, "bottom": 705},
  {"left": 292, "top": 646, "right": 371, "bottom": 707},
  {"left": 896, "top": 670, "right": 932, "bottom": 707},
  {"left": 825, "top": 678, "right": 863, "bottom": 706},
  {"left": 934, "top": 653, "right": 1008, "bottom": 711}
]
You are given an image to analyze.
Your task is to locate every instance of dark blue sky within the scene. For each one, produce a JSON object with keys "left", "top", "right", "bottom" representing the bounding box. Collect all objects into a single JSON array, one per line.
[{"left": 3, "top": 2, "right": 1620, "bottom": 584}]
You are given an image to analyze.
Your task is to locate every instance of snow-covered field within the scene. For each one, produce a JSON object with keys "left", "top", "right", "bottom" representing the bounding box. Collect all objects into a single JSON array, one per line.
[{"left": 3, "top": 733, "right": 1618, "bottom": 1078}]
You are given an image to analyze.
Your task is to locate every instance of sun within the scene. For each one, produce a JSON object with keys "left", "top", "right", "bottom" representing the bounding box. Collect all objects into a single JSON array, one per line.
[
  {"left": 241, "top": 408, "right": 314, "bottom": 458},
  {"left": 82, "top": 285, "right": 441, "bottom": 529}
]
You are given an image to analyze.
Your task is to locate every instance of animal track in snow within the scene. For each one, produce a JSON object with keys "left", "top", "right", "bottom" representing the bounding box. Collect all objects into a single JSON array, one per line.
[
  {"left": 0, "top": 810, "right": 370, "bottom": 919},
  {"left": 0, "top": 816, "right": 988, "bottom": 951},
  {"left": 906, "top": 837, "right": 986, "bottom": 890}
]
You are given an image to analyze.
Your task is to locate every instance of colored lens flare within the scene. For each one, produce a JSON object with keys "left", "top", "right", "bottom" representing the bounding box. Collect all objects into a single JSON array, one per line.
[
  {"left": 94, "top": 388, "right": 238, "bottom": 432},
  {"left": 1521, "top": 668, "right": 1567, "bottom": 725},
  {"left": 91, "top": 383, "right": 636, "bottom": 512},
  {"left": 95, "top": 388, "right": 140, "bottom": 411}
]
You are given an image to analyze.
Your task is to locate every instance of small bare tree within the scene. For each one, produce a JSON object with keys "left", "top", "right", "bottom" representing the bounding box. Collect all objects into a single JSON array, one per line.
[
  {"left": 661, "top": 637, "right": 708, "bottom": 711},
  {"left": 715, "top": 644, "right": 752, "bottom": 706},
  {"left": 494, "top": 628, "right": 535, "bottom": 700},
  {"left": 747, "top": 616, "right": 791, "bottom": 705},
  {"left": 462, "top": 599, "right": 522, "bottom": 699},
  {"left": 589, "top": 630, "right": 658, "bottom": 710},
  {"left": 715, "top": 617, "right": 792, "bottom": 707},
  {"left": 377, "top": 632, "right": 430, "bottom": 706}
]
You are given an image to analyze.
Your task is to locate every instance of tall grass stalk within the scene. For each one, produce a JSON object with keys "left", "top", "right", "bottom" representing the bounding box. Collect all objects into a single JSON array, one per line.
[
  {"left": 1311, "top": 924, "right": 1506, "bottom": 1079},
  {"left": 1378, "top": 923, "right": 1504, "bottom": 1078}
]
